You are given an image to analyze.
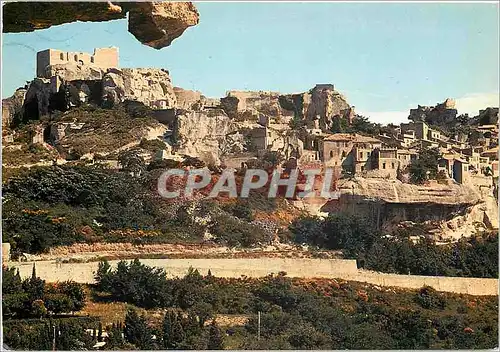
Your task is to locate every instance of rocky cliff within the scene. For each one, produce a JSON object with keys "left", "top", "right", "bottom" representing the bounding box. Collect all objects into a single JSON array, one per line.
[
  {"left": 218, "top": 85, "right": 353, "bottom": 132},
  {"left": 173, "top": 109, "right": 243, "bottom": 164},
  {"left": 221, "top": 90, "right": 294, "bottom": 122},
  {"left": 4, "top": 66, "right": 177, "bottom": 127},
  {"left": 2, "top": 89, "right": 26, "bottom": 130},
  {"left": 102, "top": 68, "right": 177, "bottom": 108},
  {"left": 408, "top": 98, "right": 458, "bottom": 126},
  {"left": 317, "top": 177, "right": 497, "bottom": 240},
  {"left": 2, "top": 2, "right": 199, "bottom": 49},
  {"left": 278, "top": 84, "right": 353, "bottom": 131}
]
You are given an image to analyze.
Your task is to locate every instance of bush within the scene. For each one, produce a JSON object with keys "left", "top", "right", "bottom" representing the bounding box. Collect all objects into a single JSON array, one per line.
[{"left": 94, "top": 259, "right": 171, "bottom": 308}]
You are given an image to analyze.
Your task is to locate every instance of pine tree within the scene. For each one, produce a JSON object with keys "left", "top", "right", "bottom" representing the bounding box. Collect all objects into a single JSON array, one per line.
[
  {"left": 124, "top": 309, "right": 153, "bottom": 349},
  {"left": 208, "top": 320, "right": 224, "bottom": 350},
  {"left": 107, "top": 322, "right": 125, "bottom": 349},
  {"left": 163, "top": 311, "right": 185, "bottom": 349}
]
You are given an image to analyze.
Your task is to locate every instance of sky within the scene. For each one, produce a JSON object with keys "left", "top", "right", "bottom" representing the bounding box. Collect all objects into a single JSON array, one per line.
[{"left": 2, "top": 2, "right": 499, "bottom": 124}]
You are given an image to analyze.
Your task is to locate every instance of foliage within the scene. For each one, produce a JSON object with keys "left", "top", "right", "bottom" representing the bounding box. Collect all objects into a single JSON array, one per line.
[
  {"left": 409, "top": 147, "right": 441, "bottom": 184},
  {"left": 290, "top": 213, "right": 376, "bottom": 257},
  {"left": 94, "top": 259, "right": 171, "bottom": 309},
  {"left": 91, "top": 258, "right": 497, "bottom": 349},
  {"left": 3, "top": 317, "right": 97, "bottom": 350},
  {"left": 289, "top": 213, "right": 498, "bottom": 278},
  {"left": 222, "top": 200, "right": 254, "bottom": 221},
  {"left": 124, "top": 309, "right": 155, "bottom": 349},
  {"left": 118, "top": 149, "right": 146, "bottom": 175},
  {"left": 139, "top": 137, "right": 167, "bottom": 152},
  {"left": 162, "top": 310, "right": 186, "bottom": 349},
  {"left": 2, "top": 265, "right": 86, "bottom": 318},
  {"left": 207, "top": 320, "right": 225, "bottom": 350}
]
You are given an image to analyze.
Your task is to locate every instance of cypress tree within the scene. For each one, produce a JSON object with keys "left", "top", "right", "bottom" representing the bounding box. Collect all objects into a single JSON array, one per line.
[{"left": 163, "top": 311, "right": 185, "bottom": 349}]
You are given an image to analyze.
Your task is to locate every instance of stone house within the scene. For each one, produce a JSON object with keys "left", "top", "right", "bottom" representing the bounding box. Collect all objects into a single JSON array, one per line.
[
  {"left": 320, "top": 133, "right": 382, "bottom": 174},
  {"left": 372, "top": 147, "right": 399, "bottom": 178},
  {"left": 401, "top": 121, "right": 429, "bottom": 141},
  {"left": 438, "top": 152, "right": 470, "bottom": 184},
  {"left": 396, "top": 148, "right": 418, "bottom": 170}
]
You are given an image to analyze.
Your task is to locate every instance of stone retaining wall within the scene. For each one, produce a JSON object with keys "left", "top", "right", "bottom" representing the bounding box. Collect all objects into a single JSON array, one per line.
[{"left": 8, "top": 258, "right": 498, "bottom": 296}]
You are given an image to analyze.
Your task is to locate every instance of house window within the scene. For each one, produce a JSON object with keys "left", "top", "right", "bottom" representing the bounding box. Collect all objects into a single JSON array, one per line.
[
  {"left": 60, "top": 53, "right": 64, "bottom": 60},
  {"left": 359, "top": 152, "right": 363, "bottom": 159},
  {"left": 91, "top": 57, "right": 94, "bottom": 63},
  {"left": 392, "top": 163, "right": 395, "bottom": 169},
  {"left": 74, "top": 55, "right": 78, "bottom": 61},
  {"left": 330, "top": 151, "right": 334, "bottom": 158},
  {"left": 361, "top": 166, "right": 364, "bottom": 171},
  {"left": 341, "top": 151, "right": 346, "bottom": 158},
  {"left": 382, "top": 163, "right": 386, "bottom": 169}
]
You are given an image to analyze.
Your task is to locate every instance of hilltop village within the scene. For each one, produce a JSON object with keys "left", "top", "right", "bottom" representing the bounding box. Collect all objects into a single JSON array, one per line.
[
  {"left": 2, "top": 48, "right": 499, "bottom": 241},
  {"left": 3, "top": 47, "right": 498, "bottom": 183}
]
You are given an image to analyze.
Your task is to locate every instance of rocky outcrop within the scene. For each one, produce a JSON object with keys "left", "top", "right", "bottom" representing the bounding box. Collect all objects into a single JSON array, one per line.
[
  {"left": 2, "top": 88, "right": 26, "bottom": 129},
  {"left": 173, "top": 110, "right": 240, "bottom": 164},
  {"left": 16, "top": 67, "right": 177, "bottom": 122},
  {"left": 408, "top": 98, "right": 458, "bottom": 126},
  {"left": 45, "top": 64, "right": 107, "bottom": 81},
  {"left": 221, "top": 91, "right": 294, "bottom": 122},
  {"left": 102, "top": 68, "right": 176, "bottom": 108},
  {"left": 305, "top": 84, "right": 352, "bottom": 130},
  {"left": 174, "top": 87, "right": 220, "bottom": 111},
  {"left": 318, "top": 177, "right": 495, "bottom": 239},
  {"left": 127, "top": 2, "right": 200, "bottom": 49},
  {"left": 2, "top": 2, "right": 199, "bottom": 49},
  {"left": 278, "top": 84, "right": 353, "bottom": 131},
  {"left": 336, "top": 177, "right": 481, "bottom": 205},
  {"left": 477, "top": 107, "right": 499, "bottom": 126}
]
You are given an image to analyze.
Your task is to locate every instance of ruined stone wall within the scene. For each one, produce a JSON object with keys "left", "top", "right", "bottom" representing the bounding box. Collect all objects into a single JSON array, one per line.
[
  {"left": 37, "top": 48, "right": 118, "bottom": 78},
  {"left": 8, "top": 258, "right": 498, "bottom": 295}
]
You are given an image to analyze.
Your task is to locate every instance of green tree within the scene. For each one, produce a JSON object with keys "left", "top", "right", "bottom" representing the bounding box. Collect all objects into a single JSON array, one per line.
[
  {"left": 2, "top": 267, "right": 23, "bottom": 294},
  {"left": 409, "top": 148, "right": 440, "bottom": 184},
  {"left": 106, "top": 322, "right": 125, "bottom": 350},
  {"left": 124, "top": 309, "right": 153, "bottom": 349},
  {"left": 162, "top": 311, "right": 186, "bottom": 349},
  {"left": 207, "top": 320, "right": 225, "bottom": 350},
  {"left": 118, "top": 149, "right": 145, "bottom": 176}
]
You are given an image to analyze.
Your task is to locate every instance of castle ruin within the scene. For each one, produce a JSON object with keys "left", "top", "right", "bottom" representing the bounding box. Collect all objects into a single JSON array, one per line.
[{"left": 36, "top": 47, "right": 119, "bottom": 78}]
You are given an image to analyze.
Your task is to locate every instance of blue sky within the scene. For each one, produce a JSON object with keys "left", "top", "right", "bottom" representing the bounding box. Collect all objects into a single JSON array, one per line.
[{"left": 2, "top": 2, "right": 499, "bottom": 123}]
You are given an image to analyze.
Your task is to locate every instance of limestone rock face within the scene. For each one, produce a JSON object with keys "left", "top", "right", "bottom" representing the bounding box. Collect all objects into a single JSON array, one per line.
[
  {"left": 2, "top": 88, "right": 26, "bottom": 129},
  {"left": 305, "top": 85, "right": 351, "bottom": 130},
  {"left": 336, "top": 178, "right": 481, "bottom": 205},
  {"left": 45, "top": 64, "right": 107, "bottom": 81},
  {"left": 318, "top": 177, "right": 490, "bottom": 239},
  {"left": 127, "top": 2, "right": 200, "bottom": 49},
  {"left": 279, "top": 84, "right": 352, "bottom": 131},
  {"left": 17, "top": 67, "right": 176, "bottom": 123},
  {"left": 221, "top": 91, "right": 294, "bottom": 122},
  {"left": 408, "top": 98, "right": 458, "bottom": 126},
  {"left": 102, "top": 68, "right": 177, "bottom": 108},
  {"left": 173, "top": 110, "right": 239, "bottom": 164},
  {"left": 2, "top": 2, "right": 199, "bottom": 49},
  {"left": 174, "top": 87, "right": 220, "bottom": 111}
]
